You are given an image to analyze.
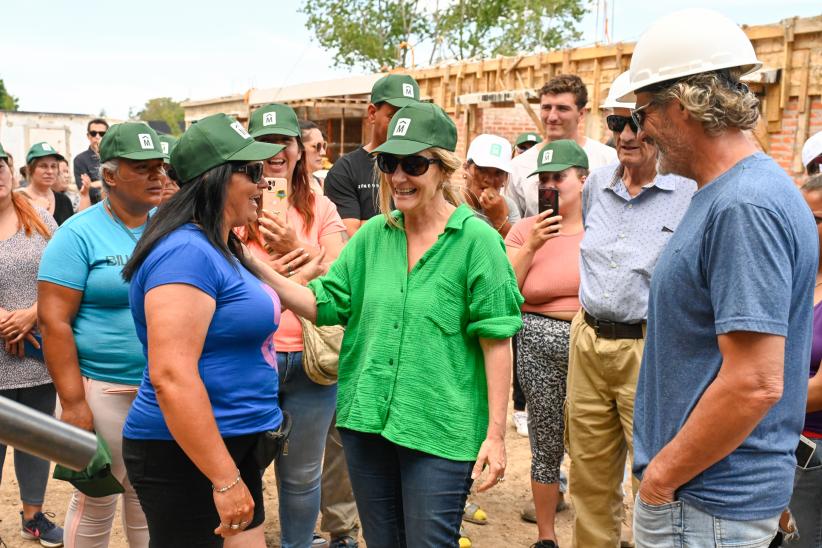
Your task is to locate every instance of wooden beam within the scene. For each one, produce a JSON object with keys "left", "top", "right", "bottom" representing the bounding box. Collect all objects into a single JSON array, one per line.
[{"left": 780, "top": 17, "right": 797, "bottom": 108}]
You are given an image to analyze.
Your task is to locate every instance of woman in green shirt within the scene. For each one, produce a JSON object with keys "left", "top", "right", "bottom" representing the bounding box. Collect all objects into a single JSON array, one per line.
[{"left": 246, "top": 102, "right": 522, "bottom": 547}]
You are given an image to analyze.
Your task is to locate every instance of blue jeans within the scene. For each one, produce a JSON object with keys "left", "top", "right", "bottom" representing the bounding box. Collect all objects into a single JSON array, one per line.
[
  {"left": 633, "top": 495, "right": 779, "bottom": 548},
  {"left": 275, "top": 351, "right": 337, "bottom": 548},
  {"left": 786, "top": 462, "right": 822, "bottom": 547},
  {"left": 339, "top": 429, "right": 473, "bottom": 548},
  {"left": 0, "top": 384, "right": 55, "bottom": 506}
]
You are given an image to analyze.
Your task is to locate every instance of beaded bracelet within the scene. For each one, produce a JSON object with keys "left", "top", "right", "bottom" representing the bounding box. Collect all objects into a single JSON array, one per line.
[
  {"left": 212, "top": 469, "right": 241, "bottom": 494},
  {"left": 495, "top": 219, "right": 508, "bottom": 232}
]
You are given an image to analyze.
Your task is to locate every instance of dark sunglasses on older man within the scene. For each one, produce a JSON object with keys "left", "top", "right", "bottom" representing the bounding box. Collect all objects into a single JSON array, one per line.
[
  {"left": 376, "top": 154, "right": 441, "bottom": 176},
  {"left": 88, "top": 130, "right": 106, "bottom": 137},
  {"left": 231, "top": 162, "right": 264, "bottom": 183},
  {"left": 606, "top": 115, "right": 638, "bottom": 134}
]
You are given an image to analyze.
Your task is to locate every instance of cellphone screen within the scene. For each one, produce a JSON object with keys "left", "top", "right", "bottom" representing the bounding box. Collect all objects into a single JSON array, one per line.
[
  {"left": 538, "top": 187, "right": 559, "bottom": 215},
  {"left": 262, "top": 178, "right": 288, "bottom": 216}
]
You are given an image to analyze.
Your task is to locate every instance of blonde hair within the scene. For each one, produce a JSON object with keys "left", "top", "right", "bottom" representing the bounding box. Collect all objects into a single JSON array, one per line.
[
  {"left": 378, "top": 147, "right": 464, "bottom": 229},
  {"left": 653, "top": 70, "right": 760, "bottom": 135}
]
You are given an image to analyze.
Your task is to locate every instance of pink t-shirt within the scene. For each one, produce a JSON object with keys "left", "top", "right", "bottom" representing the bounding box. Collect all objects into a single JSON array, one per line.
[
  {"left": 505, "top": 216, "right": 582, "bottom": 315},
  {"left": 236, "top": 196, "right": 346, "bottom": 352}
]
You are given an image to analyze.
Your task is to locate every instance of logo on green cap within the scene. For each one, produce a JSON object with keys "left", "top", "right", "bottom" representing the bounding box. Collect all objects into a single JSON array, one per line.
[
  {"left": 138, "top": 134, "right": 155, "bottom": 150},
  {"left": 490, "top": 144, "right": 502, "bottom": 157},
  {"left": 528, "top": 134, "right": 536, "bottom": 141},
  {"left": 263, "top": 112, "right": 276, "bottom": 126},
  {"left": 542, "top": 150, "right": 554, "bottom": 164},
  {"left": 393, "top": 118, "right": 411, "bottom": 137},
  {"left": 160, "top": 142, "right": 169, "bottom": 155},
  {"left": 402, "top": 83, "right": 414, "bottom": 98},
  {"left": 42, "top": 143, "right": 53, "bottom": 152},
  {"left": 231, "top": 121, "right": 251, "bottom": 139}
]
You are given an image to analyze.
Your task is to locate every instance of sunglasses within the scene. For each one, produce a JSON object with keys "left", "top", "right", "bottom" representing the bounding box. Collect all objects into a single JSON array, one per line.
[
  {"left": 376, "top": 154, "right": 440, "bottom": 176},
  {"left": 231, "top": 162, "right": 264, "bottom": 183},
  {"left": 606, "top": 115, "right": 638, "bottom": 134},
  {"left": 311, "top": 142, "right": 328, "bottom": 153},
  {"left": 630, "top": 101, "right": 655, "bottom": 131},
  {"left": 88, "top": 130, "right": 106, "bottom": 138}
]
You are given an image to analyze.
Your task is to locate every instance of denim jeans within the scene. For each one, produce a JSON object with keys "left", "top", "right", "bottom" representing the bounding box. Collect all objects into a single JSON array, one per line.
[
  {"left": 633, "top": 495, "right": 779, "bottom": 548},
  {"left": 0, "top": 384, "right": 55, "bottom": 506},
  {"left": 339, "top": 428, "right": 474, "bottom": 548},
  {"left": 786, "top": 462, "right": 822, "bottom": 547},
  {"left": 275, "top": 351, "right": 337, "bottom": 548}
]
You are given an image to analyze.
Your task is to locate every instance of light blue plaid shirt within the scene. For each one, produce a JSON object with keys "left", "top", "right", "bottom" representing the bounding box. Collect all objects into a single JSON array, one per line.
[{"left": 579, "top": 163, "right": 696, "bottom": 323}]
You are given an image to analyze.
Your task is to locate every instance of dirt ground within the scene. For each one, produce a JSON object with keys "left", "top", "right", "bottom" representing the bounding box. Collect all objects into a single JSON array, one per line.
[{"left": 0, "top": 406, "right": 633, "bottom": 547}]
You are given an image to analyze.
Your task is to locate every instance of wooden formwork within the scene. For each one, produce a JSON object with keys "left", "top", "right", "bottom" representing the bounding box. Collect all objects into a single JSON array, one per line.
[{"left": 406, "top": 15, "right": 822, "bottom": 176}]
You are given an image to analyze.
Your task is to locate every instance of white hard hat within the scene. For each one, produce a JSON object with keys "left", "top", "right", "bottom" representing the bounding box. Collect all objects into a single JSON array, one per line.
[
  {"left": 802, "top": 132, "right": 822, "bottom": 169},
  {"left": 601, "top": 71, "right": 635, "bottom": 109},
  {"left": 621, "top": 8, "right": 762, "bottom": 100},
  {"left": 466, "top": 134, "right": 513, "bottom": 173}
]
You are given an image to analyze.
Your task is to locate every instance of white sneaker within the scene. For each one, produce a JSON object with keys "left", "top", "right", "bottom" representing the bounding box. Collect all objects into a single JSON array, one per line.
[{"left": 512, "top": 410, "right": 529, "bottom": 437}]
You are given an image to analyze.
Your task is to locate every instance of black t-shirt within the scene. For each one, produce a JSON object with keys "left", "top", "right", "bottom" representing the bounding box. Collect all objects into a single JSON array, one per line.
[
  {"left": 53, "top": 192, "right": 74, "bottom": 226},
  {"left": 73, "top": 147, "right": 102, "bottom": 204},
  {"left": 324, "top": 146, "right": 379, "bottom": 221}
]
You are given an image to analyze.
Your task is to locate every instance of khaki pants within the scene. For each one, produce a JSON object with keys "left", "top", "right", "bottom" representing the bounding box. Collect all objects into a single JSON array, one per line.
[
  {"left": 566, "top": 310, "right": 643, "bottom": 548},
  {"left": 320, "top": 421, "right": 359, "bottom": 537}
]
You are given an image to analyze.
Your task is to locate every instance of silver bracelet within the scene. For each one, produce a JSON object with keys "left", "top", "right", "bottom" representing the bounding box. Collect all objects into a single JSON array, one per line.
[{"left": 212, "top": 469, "right": 241, "bottom": 494}]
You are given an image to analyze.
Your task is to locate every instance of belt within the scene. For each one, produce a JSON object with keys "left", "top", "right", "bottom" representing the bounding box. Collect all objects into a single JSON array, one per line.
[{"left": 584, "top": 311, "right": 644, "bottom": 340}]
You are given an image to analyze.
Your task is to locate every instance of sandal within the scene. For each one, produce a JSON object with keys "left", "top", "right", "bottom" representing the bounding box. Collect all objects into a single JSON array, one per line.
[
  {"left": 462, "top": 501, "right": 488, "bottom": 525},
  {"left": 459, "top": 527, "right": 472, "bottom": 548}
]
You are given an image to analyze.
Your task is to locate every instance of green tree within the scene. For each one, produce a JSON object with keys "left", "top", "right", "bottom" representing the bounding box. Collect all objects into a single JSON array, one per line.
[
  {"left": 137, "top": 97, "right": 185, "bottom": 136},
  {"left": 0, "top": 79, "right": 19, "bottom": 111},
  {"left": 300, "top": 0, "right": 585, "bottom": 71}
]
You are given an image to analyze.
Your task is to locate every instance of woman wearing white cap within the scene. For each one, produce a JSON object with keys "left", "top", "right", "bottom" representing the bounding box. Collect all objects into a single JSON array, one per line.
[{"left": 462, "top": 134, "right": 521, "bottom": 237}]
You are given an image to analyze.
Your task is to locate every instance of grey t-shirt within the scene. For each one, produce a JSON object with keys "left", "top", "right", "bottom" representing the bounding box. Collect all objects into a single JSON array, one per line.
[
  {"left": 634, "top": 153, "right": 818, "bottom": 520},
  {"left": 0, "top": 208, "right": 57, "bottom": 389}
]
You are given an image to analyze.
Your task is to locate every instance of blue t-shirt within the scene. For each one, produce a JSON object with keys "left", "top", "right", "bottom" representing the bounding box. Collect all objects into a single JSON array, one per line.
[
  {"left": 123, "top": 225, "right": 283, "bottom": 440},
  {"left": 634, "top": 153, "right": 818, "bottom": 520},
  {"left": 38, "top": 203, "right": 147, "bottom": 385}
]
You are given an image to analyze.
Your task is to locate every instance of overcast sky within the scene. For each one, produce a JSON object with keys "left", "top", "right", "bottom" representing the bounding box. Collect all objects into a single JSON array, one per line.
[{"left": 1, "top": 0, "right": 818, "bottom": 119}]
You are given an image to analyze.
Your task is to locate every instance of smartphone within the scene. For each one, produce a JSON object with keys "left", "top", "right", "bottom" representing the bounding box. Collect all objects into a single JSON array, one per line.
[
  {"left": 262, "top": 177, "right": 289, "bottom": 216},
  {"left": 538, "top": 186, "right": 560, "bottom": 215},
  {"left": 23, "top": 333, "right": 44, "bottom": 362},
  {"left": 796, "top": 435, "right": 817, "bottom": 468}
]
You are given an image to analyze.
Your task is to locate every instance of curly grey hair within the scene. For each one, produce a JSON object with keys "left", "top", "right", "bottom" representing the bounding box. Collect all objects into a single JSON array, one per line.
[
  {"left": 652, "top": 70, "right": 760, "bottom": 135},
  {"left": 98, "top": 159, "right": 119, "bottom": 190}
]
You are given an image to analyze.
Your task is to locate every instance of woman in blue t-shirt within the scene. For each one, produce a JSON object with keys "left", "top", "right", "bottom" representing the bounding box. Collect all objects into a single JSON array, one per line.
[
  {"left": 38, "top": 123, "right": 166, "bottom": 548},
  {"left": 121, "top": 114, "right": 305, "bottom": 548}
]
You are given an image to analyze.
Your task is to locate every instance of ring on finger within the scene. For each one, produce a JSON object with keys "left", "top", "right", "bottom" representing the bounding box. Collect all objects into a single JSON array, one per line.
[
  {"left": 497, "top": 476, "right": 506, "bottom": 483},
  {"left": 230, "top": 524, "right": 240, "bottom": 530}
]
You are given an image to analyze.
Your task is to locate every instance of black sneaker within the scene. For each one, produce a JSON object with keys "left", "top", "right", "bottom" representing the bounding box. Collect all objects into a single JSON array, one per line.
[
  {"left": 531, "top": 541, "right": 558, "bottom": 548},
  {"left": 21, "top": 511, "right": 63, "bottom": 547}
]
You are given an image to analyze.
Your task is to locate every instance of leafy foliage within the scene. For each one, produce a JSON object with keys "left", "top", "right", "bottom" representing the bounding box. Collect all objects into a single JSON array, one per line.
[
  {"left": 0, "top": 79, "right": 19, "bottom": 111},
  {"left": 137, "top": 97, "right": 185, "bottom": 136},
  {"left": 301, "top": 0, "right": 585, "bottom": 70}
]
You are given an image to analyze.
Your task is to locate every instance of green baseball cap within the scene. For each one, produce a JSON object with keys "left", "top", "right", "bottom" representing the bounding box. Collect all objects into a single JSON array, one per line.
[
  {"left": 26, "top": 142, "right": 66, "bottom": 164},
  {"left": 158, "top": 134, "right": 178, "bottom": 162},
  {"left": 372, "top": 102, "right": 457, "bottom": 156},
  {"left": 529, "top": 139, "right": 589, "bottom": 176},
  {"left": 371, "top": 74, "right": 420, "bottom": 108},
  {"left": 99, "top": 123, "right": 165, "bottom": 163},
  {"left": 0, "top": 142, "right": 8, "bottom": 159},
  {"left": 515, "top": 132, "right": 543, "bottom": 148},
  {"left": 52, "top": 434, "right": 125, "bottom": 498},
  {"left": 171, "top": 113, "right": 285, "bottom": 184},
  {"left": 248, "top": 103, "right": 300, "bottom": 138}
]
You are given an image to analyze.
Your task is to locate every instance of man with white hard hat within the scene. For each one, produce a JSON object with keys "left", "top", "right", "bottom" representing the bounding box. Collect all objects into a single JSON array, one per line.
[
  {"left": 803, "top": 131, "right": 822, "bottom": 176},
  {"left": 507, "top": 74, "right": 617, "bottom": 218},
  {"left": 565, "top": 71, "right": 696, "bottom": 548},
  {"left": 462, "top": 134, "right": 521, "bottom": 237},
  {"left": 625, "top": 9, "right": 817, "bottom": 546}
]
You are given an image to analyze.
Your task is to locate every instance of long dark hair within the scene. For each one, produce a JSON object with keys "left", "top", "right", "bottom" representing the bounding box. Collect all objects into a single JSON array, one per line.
[{"left": 122, "top": 163, "right": 252, "bottom": 281}]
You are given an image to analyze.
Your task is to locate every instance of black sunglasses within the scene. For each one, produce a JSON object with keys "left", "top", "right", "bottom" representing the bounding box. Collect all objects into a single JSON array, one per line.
[
  {"left": 606, "top": 115, "right": 638, "bottom": 134},
  {"left": 231, "top": 162, "right": 264, "bottom": 183},
  {"left": 376, "top": 154, "right": 440, "bottom": 176},
  {"left": 88, "top": 130, "right": 106, "bottom": 138}
]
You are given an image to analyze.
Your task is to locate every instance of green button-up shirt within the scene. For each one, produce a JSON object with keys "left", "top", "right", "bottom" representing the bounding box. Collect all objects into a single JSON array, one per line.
[{"left": 308, "top": 204, "right": 523, "bottom": 461}]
